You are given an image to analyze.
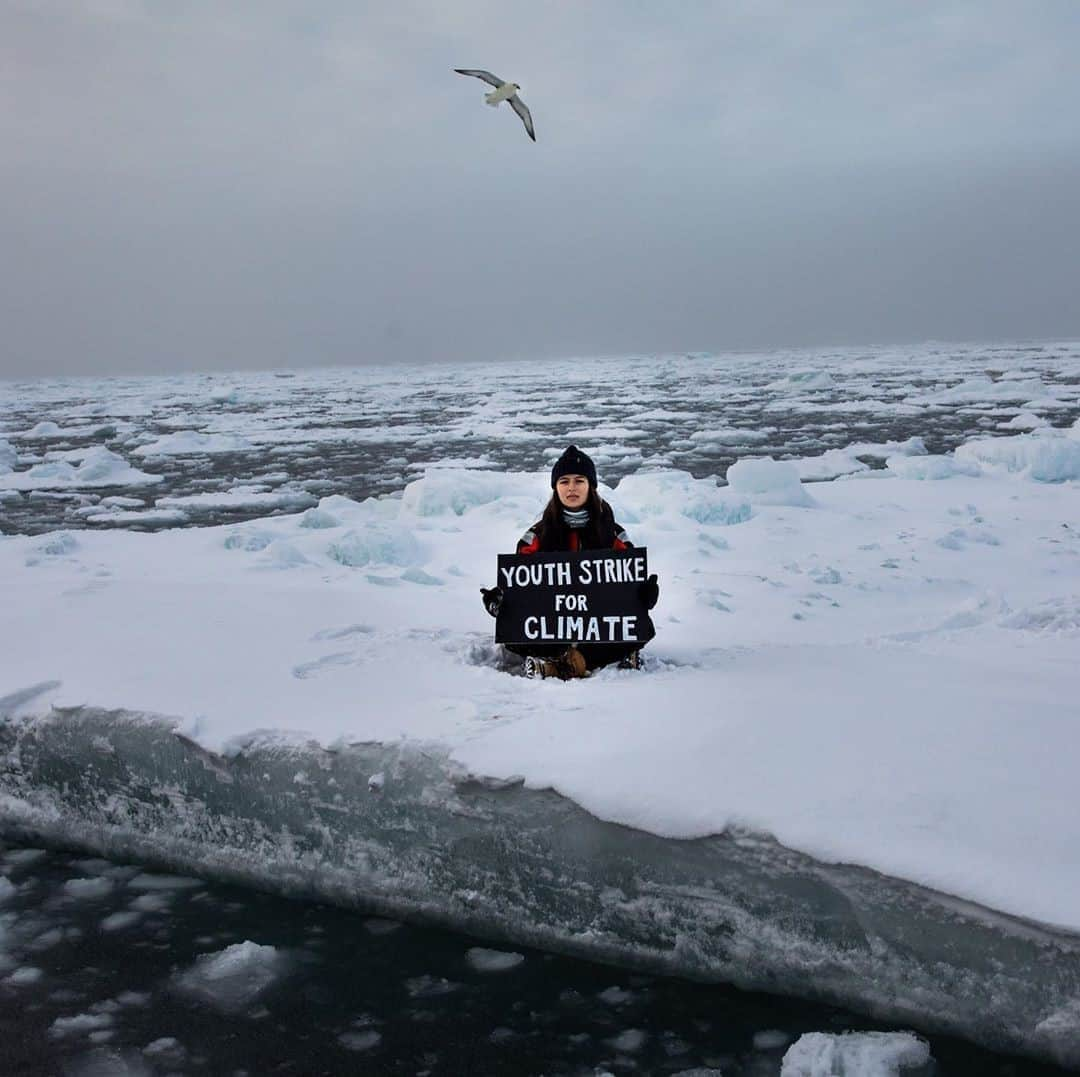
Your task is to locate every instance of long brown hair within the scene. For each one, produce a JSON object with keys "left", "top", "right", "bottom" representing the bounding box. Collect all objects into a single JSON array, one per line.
[{"left": 537, "top": 486, "right": 612, "bottom": 551}]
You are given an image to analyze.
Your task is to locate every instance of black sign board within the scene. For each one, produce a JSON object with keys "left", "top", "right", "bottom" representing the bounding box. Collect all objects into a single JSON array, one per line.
[{"left": 495, "top": 548, "right": 655, "bottom": 646}]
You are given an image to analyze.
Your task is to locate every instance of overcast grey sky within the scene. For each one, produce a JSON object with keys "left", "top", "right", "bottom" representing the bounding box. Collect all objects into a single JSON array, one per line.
[{"left": 3, "top": 1, "right": 1079, "bottom": 377}]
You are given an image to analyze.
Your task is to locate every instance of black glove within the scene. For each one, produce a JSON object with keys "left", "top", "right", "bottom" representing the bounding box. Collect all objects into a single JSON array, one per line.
[
  {"left": 480, "top": 586, "right": 504, "bottom": 617},
  {"left": 638, "top": 574, "right": 659, "bottom": 610}
]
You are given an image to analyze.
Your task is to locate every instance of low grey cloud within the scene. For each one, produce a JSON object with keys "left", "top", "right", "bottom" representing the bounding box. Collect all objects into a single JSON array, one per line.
[{"left": 3, "top": 1, "right": 1079, "bottom": 376}]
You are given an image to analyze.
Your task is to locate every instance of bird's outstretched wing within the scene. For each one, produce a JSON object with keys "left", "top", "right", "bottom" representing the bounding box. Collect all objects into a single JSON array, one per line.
[
  {"left": 509, "top": 95, "right": 536, "bottom": 141},
  {"left": 454, "top": 68, "right": 504, "bottom": 88}
]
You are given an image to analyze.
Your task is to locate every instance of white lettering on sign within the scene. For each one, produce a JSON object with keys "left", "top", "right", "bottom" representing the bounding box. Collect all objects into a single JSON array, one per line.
[
  {"left": 519, "top": 615, "right": 639, "bottom": 643},
  {"left": 554, "top": 594, "right": 589, "bottom": 612},
  {"left": 501, "top": 561, "right": 573, "bottom": 588},
  {"left": 577, "top": 556, "right": 645, "bottom": 586}
]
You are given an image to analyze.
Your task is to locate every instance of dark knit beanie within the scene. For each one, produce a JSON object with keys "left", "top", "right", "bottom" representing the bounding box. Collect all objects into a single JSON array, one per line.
[{"left": 551, "top": 445, "right": 597, "bottom": 489}]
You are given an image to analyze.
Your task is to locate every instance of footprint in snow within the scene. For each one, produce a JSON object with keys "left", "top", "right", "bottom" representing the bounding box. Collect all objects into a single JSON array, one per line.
[
  {"left": 310, "top": 623, "right": 375, "bottom": 642},
  {"left": 291, "top": 652, "right": 356, "bottom": 680}
]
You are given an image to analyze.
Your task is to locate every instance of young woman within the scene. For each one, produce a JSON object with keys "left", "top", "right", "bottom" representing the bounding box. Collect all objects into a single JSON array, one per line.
[{"left": 481, "top": 445, "right": 659, "bottom": 679}]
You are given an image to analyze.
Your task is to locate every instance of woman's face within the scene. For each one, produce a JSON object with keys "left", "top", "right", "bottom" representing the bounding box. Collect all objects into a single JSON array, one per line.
[{"left": 556, "top": 474, "right": 590, "bottom": 509}]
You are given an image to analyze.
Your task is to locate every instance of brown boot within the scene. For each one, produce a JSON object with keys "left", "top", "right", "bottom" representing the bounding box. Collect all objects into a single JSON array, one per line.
[
  {"left": 552, "top": 647, "right": 588, "bottom": 680},
  {"left": 523, "top": 648, "right": 588, "bottom": 681}
]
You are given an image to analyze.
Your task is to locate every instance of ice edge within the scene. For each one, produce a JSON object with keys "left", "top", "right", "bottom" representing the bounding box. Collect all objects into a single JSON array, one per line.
[{"left": 2, "top": 704, "right": 1079, "bottom": 1068}]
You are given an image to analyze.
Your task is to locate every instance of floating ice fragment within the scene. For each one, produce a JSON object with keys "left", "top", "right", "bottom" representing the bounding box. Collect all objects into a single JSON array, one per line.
[
  {"left": 84, "top": 507, "right": 187, "bottom": 526},
  {"left": 63, "top": 877, "right": 115, "bottom": 900},
  {"left": 4, "top": 966, "right": 44, "bottom": 985},
  {"left": 405, "top": 974, "right": 461, "bottom": 998},
  {"left": 129, "top": 892, "right": 172, "bottom": 913},
  {"left": 794, "top": 449, "right": 869, "bottom": 481},
  {"left": 0, "top": 447, "right": 162, "bottom": 491},
  {"left": 766, "top": 369, "right": 835, "bottom": 391},
  {"left": 0, "top": 878, "right": 16, "bottom": 903},
  {"left": 846, "top": 436, "right": 927, "bottom": 459},
  {"left": 466, "top": 947, "right": 525, "bottom": 973},
  {"left": 22, "top": 421, "right": 64, "bottom": 438},
  {"left": 338, "top": 1029, "right": 382, "bottom": 1051},
  {"left": 780, "top": 1031, "right": 931, "bottom": 1076},
  {"left": 912, "top": 375, "right": 1048, "bottom": 405},
  {"left": 157, "top": 488, "right": 315, "bottom": 511},
  {"left": 754, "top": 1028, "right": 792, "bottom": 1050},
  {"left": 132, "top": 431, "right": 255, "bottom": 456},
  {"left": 1001, "top": 412, "right": 1047, "bottom": 431},
  {"left": 142, "top": 1036, "right": 186, "bottom": 1061},
  {"left": 28, "top": 927, "right": 65, "bottom": 950},
  {"left": 608, "top": 1028, "right": 647, "bottom": 1052},
  {"left": 63, "top": 1047, "right": 153, "bottom": 1076},
  {"left": 70, "top": 858, "right": 115, "bottom": 874},
  {"left": 101, "top": 911, "right": 142, "bottom": 932},
  {"left": 49, "top": 1011, "right": 116, "bottom": 1038},
  {"left": 172, "top": 940, "right": 285, "bottom": 1013}
]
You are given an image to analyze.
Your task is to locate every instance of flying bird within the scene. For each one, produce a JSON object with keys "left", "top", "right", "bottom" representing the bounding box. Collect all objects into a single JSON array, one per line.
[{"left": 454, "top": 69, "right": 535, "bottom": 142}]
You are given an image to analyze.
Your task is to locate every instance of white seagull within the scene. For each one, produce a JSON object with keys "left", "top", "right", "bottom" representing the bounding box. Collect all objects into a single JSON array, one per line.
[{"left": 454, "top": 69, "right": 536, "bottom": 142}]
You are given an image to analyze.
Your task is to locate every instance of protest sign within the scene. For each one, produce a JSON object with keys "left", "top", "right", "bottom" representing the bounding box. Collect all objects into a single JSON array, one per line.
[{"left": 494, "top": 548, "right": 655, "bottom": 646}]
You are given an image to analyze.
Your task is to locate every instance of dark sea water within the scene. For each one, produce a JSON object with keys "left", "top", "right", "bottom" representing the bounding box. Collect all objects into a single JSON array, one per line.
[{"left": 0, "top": 841, "right": 1071, "bottom": 1077}]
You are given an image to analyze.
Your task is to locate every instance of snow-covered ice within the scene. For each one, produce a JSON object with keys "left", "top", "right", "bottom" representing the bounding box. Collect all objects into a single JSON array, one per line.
[
  {"left": 3, "top": 344, "right": 1080, "bottom": 1066},
  {"left": 2, "top": 438, "right": 1077, "bottom": 928},
  {"left": 131, "top": 431, "right": 256, "bottom": 457},
  {"left": 0, "top": 447, "right": 161, "bottom": 492}
]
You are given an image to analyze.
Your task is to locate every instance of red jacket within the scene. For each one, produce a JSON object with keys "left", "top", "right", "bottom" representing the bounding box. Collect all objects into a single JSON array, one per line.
[{"left": 516, "top": 500, "right": 633, "bottom": 555}]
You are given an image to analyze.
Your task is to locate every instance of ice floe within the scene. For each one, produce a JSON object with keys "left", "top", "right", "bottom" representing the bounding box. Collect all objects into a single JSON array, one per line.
[
  {"left": 172, "top": 940, "right": 286, "bottom": 1013},
  {"left": 0, "top": 447, "right": 162, "bottom": 492},
  {"left": 132, "top": 431, "right": 256, "bottom": 457},
  {"left": 780, "top": 1031, "right": 931, "bottom": 1076},
  {"left": 465, "top": 947, "right": 525, "bottom": 972}
]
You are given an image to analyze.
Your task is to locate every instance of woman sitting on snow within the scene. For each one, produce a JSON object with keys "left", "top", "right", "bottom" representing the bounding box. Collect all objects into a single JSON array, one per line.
[{"left": 481, "top": 445, "right": 659, "bottom": 680}]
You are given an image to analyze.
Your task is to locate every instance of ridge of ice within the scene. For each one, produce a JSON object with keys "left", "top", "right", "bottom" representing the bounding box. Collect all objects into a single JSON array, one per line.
[
  {"left": 726, "top": 456, "right": 816, "bottom": 507},
  {"left": 955, "top": 432, "right": 1080, "bottom": 482}
]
